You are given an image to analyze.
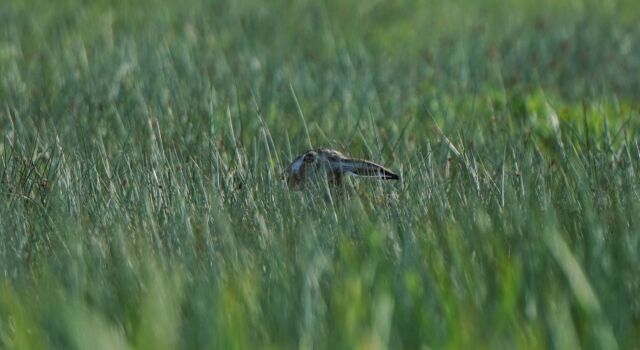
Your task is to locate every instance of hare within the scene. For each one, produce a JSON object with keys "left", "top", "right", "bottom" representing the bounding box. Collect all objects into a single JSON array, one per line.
[{"left": 282, "top": 148, "right": 399, "bottom": 190}]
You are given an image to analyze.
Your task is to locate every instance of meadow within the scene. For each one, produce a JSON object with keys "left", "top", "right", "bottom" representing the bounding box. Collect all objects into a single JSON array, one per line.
[{"left": 1, "top": 0, "right": 640, "bottom": 348}]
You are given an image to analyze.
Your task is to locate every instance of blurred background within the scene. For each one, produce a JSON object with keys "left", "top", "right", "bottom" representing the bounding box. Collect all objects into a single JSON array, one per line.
[{"left": 2, "top": 0, "right": 639, "bottom": 156}]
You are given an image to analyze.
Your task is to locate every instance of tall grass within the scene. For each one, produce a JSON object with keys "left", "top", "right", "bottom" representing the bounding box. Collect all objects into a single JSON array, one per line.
[{"left": 1, "top": 0, "right": 640, "bottom": 348}]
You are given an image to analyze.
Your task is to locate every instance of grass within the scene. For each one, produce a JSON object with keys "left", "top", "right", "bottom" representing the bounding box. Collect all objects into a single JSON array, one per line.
[{"left": 1, "top": 0, "right": 640, "bottom": 348}]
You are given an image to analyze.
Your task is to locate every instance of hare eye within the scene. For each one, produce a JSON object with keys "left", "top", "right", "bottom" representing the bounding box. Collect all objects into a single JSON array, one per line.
[{"left": 303, "top": 153, "right": 316, "bottom": 162}]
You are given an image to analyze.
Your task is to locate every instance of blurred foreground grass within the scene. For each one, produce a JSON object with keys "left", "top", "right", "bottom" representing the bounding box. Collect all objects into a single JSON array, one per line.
[{"left": 1, "top": 0, "right": 640, "bottom": 348}]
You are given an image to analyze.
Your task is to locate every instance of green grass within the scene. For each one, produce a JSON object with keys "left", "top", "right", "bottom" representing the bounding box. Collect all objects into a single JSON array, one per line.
[{"left": 2, "top": 0, "right": 640, "bottom": 348}]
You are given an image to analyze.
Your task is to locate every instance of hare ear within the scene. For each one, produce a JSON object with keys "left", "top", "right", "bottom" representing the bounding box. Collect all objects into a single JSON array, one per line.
[{"left": 342, "top": 159, "right": 400, "bottom": 180}]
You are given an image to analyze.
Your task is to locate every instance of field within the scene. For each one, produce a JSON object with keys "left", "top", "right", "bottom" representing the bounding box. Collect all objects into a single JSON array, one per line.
[{"left": 2, "top": 0, "right": 640, "bottom": 348}]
